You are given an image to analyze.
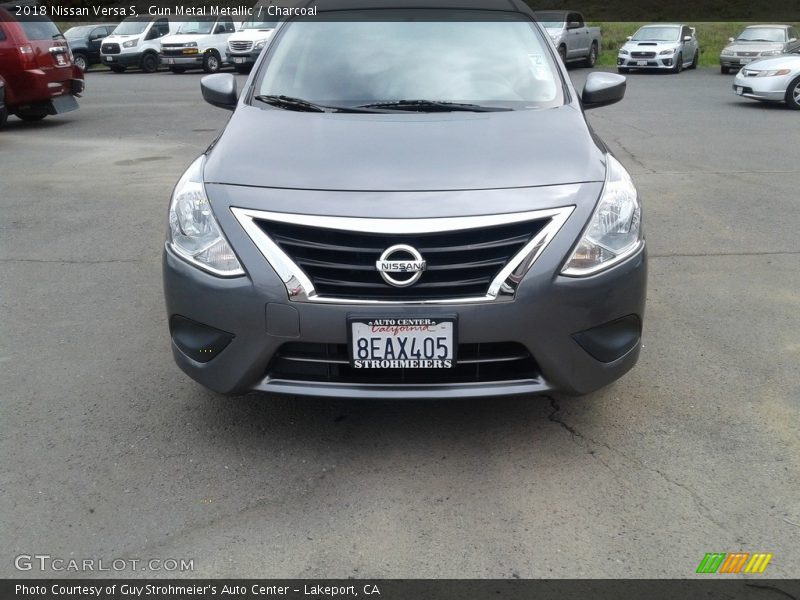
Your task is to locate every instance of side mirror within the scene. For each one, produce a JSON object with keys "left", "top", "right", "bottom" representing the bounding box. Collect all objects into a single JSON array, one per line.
[
  {"left": 683, "top": 35, "right": 693, "bottom": 42},
  {"left": 201, "top": 73, "right": 238, "bottom": 110},
  {"left": 567, "top": 21, "right": 582, "bottom": 30},
  {"left": 728, "top": 37, "right": 735, "bottom": 42},
  {"left": 582, "top": 72, "right": 626, "bottom": 109},
  {"left": 790, "top": 38, "right": 798, "bottom": 43},
  {"left": 626, "top": 35, "right": 632, "bottom": 41}
]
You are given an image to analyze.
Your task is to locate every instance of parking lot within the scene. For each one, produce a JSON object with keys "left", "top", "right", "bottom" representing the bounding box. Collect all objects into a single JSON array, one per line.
[{"left": 1, "top": 67, "right": 799, "bottom": 578}]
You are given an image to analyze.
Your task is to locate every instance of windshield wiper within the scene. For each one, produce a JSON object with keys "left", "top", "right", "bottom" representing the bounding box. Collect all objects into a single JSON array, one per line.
[
  {"left": 355, "top": 99, "right": 512, "bottom": 112},
  {"left": 254, "top": 95, "right": 390, "bottom": 113}
]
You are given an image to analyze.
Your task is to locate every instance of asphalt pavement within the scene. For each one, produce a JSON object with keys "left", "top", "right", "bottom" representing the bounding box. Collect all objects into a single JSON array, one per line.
[{"left": 1, "top": 66, "right": 798, "bottom": 578}]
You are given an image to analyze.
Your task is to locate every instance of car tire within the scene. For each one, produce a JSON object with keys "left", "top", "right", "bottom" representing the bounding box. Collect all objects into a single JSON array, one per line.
[
  {"left": 73, "top": 53, "right": 88, "bottom": 71},
  {"left": 234, "top": 64, "right": 251, "bottom": 74},
  {"left": 170, "top": 67, "right": 187, "bottom": 74},
  {"left": 15, "top": 112, "right": 47, "bottom": 122},
  {"left": 721, "top": 66, "right": 731, "bottom": 74},
  {"left": 140, "top": 52, "right": 159, "bottom": 73},
  {"left": 109, "top": 65, "right": 126, "bottom": 73},
  {"left": 690, "top": 51, "right": 698, "bottom": 69},
  {"left": 0, "top": 105, "right": 8, "bottom": 129},
  {"left": 558, "top": 45, "right": 567, "bottom": 64},
  {"left": 584, "top": 43, "right": 598, "bottom": 68},
  {"left": 203, "top": 51, "right": 221, "bottom": 74},
  {"left": 785, "top": 75, "right": 800, "bottom": 110},
  {"left": 672, "top": 52, "right": 683, "bottom": 73}
]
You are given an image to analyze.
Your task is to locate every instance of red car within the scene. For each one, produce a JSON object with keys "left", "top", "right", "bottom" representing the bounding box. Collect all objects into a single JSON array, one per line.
[{"left": 0, "top": 7, "right": 84, "bottom": 125}]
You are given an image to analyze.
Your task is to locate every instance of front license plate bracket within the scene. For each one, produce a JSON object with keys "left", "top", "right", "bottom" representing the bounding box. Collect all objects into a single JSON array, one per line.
[{"left": 348, "top": 316, "right": 457, "bottom": 369}]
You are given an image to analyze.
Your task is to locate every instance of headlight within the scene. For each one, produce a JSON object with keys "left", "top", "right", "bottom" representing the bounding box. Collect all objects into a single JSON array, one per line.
[
  {"left": 255, "top": 39, "right": 268, "bottom": 50},
  {"left": 122, "top": 39, "right": 138, "bottom": 48},
  {"left": 760, "top": 49, "right": 782, "bottom": 56},
  {"left": 167, "top": 156, "right": 245, "bottom": 277},
  {"left": 721, "top": 48, "right": 735, "bottom": 56},
  {"left": 754, "top": 68, "right": 792, "bottom": 77},
  {"left": 619, "top": 49, "right": 629, "bottom": 55},
  {"left": 183, "top": 42, "right": 197, "bottom": 48},
  {"left": 659, "top": 48, "right": 676, "bottom": 55},
  {"left": 562, "top": 155, "right": 643, "bottom": 277}
]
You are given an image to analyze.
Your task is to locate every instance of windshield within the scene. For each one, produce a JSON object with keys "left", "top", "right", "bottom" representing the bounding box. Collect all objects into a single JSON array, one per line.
[
  {"left": 178, "top": 19, "right": 215, "bottom": 35},
  {"left": 533, "top": 12, "right": 565, "bottom": 30},
  {"left": 632, "top": 26, "right": 680, "bottom": 42},
  {"left": 256, "top": 10, "right": 562, "bottom": 111},
  {"left": 737, "top": 27, "right": 786, "bottom": 42},
  {"left": 64, "top": 25, "right": 93, "bottom": 39},
  {"left": 242, "top": 19, "right": 278, "bottom": 30},
  {"left": 113, "top": 18, "right": 150, "bottom": 36}
]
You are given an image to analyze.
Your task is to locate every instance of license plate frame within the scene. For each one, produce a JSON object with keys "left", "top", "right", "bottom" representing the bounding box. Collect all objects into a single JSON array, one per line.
[
  {"left": 233, "top": 57, "right": 246, "bottom": 64},
  {"left": 736, "top": 86, "right": 744, "bottom": 95},
  {"left": 348, "top": 316, "right": 457, "bottom": 369},
  {"left": 636, "top": 60, "right": 648, "bottom": 66}
]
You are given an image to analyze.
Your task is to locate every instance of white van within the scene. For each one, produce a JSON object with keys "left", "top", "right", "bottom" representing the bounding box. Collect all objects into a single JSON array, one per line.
[
  {"left": 100, "top": 16, "right": 181, "bottom": 73},
  {"left": 225, "top": 16, "right": 278, "bottom": 73},
  {"left": 160, "top": 17, "right": 237, "bottom": 74}
]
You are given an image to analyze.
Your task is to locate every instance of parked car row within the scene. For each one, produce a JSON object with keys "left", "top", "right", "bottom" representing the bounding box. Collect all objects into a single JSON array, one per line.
[{"left": 63, "top": 15, "right": 278, "bottom": 75}]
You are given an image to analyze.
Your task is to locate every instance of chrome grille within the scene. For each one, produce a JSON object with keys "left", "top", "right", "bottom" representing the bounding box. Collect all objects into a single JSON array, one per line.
[
  {"left": 254, "top": 218, "right": 549, "bottom": 301},
  {"left": 736, "top": 51, "right": 760, "bottom": 57},
  {"left": 268, "top": 342, "right": 539, "bottom": 384},
  {"left": 229, "top": 40, "right": 253, "bottom": 52}
]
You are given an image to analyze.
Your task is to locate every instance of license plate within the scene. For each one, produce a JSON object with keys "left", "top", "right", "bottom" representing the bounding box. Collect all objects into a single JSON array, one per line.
[
  {"left": 736, "top": 86, "right": 744, "bottom": 95},
  {"left": 636, "top": 60, "right": 648, "bottom": 66},
  {"left": 56, "top": 55, "right": 66, "bottom": 66},
  {"left": 233, "top": 57, "right": 245, "bottom": 64},
  {"left": 740, "top": 58, "right": 752, "bottom": 64},
  {"left": 167, "top": 58, "right": 175, "bottom": 64},
  {"left": 105, "top": 56, "right": 114, "bottom": 62},
  {"left": 349, "top": 317, "right": 455, "bottom": 369}
]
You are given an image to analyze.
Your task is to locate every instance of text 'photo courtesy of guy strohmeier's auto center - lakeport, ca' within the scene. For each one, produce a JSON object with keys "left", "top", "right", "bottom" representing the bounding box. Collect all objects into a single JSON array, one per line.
[{"left": 1, "top": 0, "right": 800, "bottom": 598}]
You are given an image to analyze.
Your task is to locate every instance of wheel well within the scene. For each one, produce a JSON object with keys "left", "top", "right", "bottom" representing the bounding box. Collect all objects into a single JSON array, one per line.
[{"left": 205, "top": 49, "right": 221, "bottom": 57}]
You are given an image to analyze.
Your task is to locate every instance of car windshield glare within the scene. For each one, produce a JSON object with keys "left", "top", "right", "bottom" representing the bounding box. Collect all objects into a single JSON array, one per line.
[
  {"left": 533, "top": 12, "right": 565, "bottom": 29},
  {"left": 64, "top": 26, "right": 93, "bottom": 39},
  {"left": 178, "top": 20, "right": 215, "bottom": 35},
  {"left": 113, "top": 19, "right": 149, "bottom": 36},
  {"left": 256, "top": 10, "right": 562, "bottom": 111},
  {"left": 632, "top": 26, "right": 680, "bottom": 42},
  {"left": 737, "top": 28, "right": 786, "bottom": 42}
]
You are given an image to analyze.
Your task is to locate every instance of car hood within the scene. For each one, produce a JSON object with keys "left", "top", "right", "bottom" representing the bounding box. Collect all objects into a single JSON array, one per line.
[
  {"left": 204, "top": 104, "right": 607, "bottom": 191},
  {"left": 723, "top": 41, "right": 784, "bottom": 54},
  {"left": 622, "top": 40, "right": 681, "bottom": 52},
  {"left": 738, "top": 54, "right": 800, "bottom": 71},
  {"left": 228, "top": 30, "right": 275, "bottom": 42},
  {"left": 161, "top": 33, "right": 209, "bottom": 45},
  {"left": 103, "top": 34, "right": 138, "bottom": 41}
]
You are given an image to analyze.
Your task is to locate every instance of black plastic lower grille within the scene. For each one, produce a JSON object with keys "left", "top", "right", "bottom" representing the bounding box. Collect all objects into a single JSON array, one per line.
[
  {"left": 101, "top": 43, "right": 120, "bottom": 54},
  {"left": 267, "top": 342, "right": 539, "bottom": 385},
  {"left": 255, "top": 218, "right": 549, "bottom": 301}
]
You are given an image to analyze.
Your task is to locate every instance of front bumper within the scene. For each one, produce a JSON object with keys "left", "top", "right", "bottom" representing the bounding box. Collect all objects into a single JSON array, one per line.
[
  {"left": 160, "top": 55, "right": 204, "bottom": 67},
  {"left": 163, "top": 184, "right": 647, "bottom": 398},
  {"left": 100, "top": 51, "right": 142, "bottom": 68},
  {"left": 226, "top": 50, "right": 261, "bottom": 66},
  {"left": 618, "top": 55, "right": 677, "bottom": 69},
  {"left": 732, "top": 75, "right": 791, "bottom": 102}
]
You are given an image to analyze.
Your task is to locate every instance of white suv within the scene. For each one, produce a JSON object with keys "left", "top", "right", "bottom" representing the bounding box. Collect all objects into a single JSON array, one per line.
[{"left": 160, "top": 17, "right": 237, "bottom": 74}]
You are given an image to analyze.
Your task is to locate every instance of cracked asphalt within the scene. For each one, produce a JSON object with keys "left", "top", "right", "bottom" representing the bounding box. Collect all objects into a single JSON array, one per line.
[{"left": 1, "top": 68, "right": 798, "bottom": 579}]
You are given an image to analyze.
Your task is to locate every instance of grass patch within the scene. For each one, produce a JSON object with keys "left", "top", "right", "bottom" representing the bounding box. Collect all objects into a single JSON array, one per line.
[{"left": 593, "top": 22, "right": 800, "bottom": 68}]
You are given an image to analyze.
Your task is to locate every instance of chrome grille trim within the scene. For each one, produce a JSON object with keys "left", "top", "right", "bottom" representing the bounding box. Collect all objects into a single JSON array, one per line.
[
  {"left": 231, "top": 207, "right": 574, "bottom": 305},
  {"left": 229, "top": 40, "right": 253, "bottom": 52}
]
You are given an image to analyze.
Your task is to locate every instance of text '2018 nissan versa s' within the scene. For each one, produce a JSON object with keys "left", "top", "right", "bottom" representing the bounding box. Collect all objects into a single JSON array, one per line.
[{"left": 162, "top": 0, "right": 647, "bottom": 399}]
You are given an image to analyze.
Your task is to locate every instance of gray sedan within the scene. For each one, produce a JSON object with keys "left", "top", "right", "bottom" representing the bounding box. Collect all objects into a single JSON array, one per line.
[
  {"left": 720, "top": 24, "right": 800, "bottom": 74},
  {"left": 162, "top": 0, "right": 647, "bottom": 399},
  {"left": 733, "top": 48, "right": 800, "bottom": 109},
  {"left": 618, "top": 23, "right": 699, "bottom": 73}
]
